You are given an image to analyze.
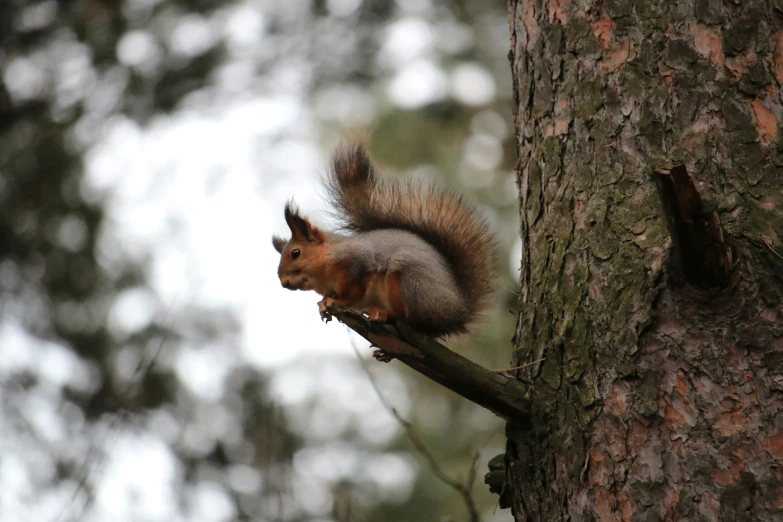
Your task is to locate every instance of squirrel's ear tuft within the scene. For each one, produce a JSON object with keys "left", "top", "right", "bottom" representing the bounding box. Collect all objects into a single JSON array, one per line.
[
  {"left": 272, "top": 235, "right": 287, "bottom": 253},
  {"left": 284, "top": 200, "right": 308, "bottom": 238},
  {"left": 284, "top": 200, "right": 301, "bottom": 222},
  {"left": 284, "top": 200, "right": 324, "bottom": 243}
]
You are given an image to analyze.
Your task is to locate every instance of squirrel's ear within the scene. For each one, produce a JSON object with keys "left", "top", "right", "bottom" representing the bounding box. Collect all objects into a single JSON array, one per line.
[
  {"left": 284, "top": 201, "right": 324, "bottom": 243},
  {"left": 305, "top": 222, "right": 325, "bottom": 244},
  {"left": 272, "top": 235, "right": 287, "bottom": 253}
]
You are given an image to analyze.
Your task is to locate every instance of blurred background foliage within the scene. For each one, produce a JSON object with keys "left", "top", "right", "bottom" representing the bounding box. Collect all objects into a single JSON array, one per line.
[{"left": 0, "top": 0, "right": 519, "bottom": 520}]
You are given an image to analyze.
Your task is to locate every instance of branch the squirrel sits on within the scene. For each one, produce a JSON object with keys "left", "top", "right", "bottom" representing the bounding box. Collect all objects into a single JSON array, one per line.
[{"left": 272, "top": 142, "right": 498, "bottom": 340}]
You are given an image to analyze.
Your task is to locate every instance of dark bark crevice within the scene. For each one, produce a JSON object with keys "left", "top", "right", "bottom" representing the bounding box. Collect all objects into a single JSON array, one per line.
[{"left": 653, "top": 165, "right": 736, "bottom": 290}]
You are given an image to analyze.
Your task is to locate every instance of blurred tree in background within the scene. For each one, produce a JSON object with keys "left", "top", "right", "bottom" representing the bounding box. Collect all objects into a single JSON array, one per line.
[
  {"left": 0, "top": 0, "right": 518, "bottom": 520},
  {"left": 0, "top": 0, "right": 301, "bottom": 520}
]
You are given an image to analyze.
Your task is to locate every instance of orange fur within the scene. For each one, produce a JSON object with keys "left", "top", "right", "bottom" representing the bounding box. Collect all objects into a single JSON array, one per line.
[
  {"left": 382, "top": 272, "right": 406, "bottom": 319},
  {"left": 303, "top": 262, "right": 404, "bottom": 323},
  {"left": 329, "top": 262, "right": 367, "bottom": 303}
]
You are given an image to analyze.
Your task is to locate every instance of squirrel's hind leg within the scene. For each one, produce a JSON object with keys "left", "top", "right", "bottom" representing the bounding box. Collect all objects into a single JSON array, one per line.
[
  {"left": 360, "top": 273, "right": 404, "bottom": 363},
  {"left": 360, "top": 307, "right": 391, "bottom": 322},
  {"left": 359, "top": 271, "right": 405, "bottom": 323}
]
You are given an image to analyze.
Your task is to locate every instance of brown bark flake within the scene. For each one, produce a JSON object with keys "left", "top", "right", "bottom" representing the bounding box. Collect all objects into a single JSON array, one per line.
[
  {"left": 774, "top": 31, "right": 783, "bottom": 85},
  {"left": 599, "top": 41, "right": 630, "bottom": 72},
  {"left": 763, "top": 427, "right": 783, "bottom": 460},
  {"left": 725, "top": 51, "right": 755, "bottom": 81},
  {"left": 750, "top": 98, "right": 779, "bottom": 146},
  {"left": 592, "top": 16, "right": 613, "bottom": 50},
  {"left": 688, "top": 22, "right": 725, "bottom": 69},
  {"left": 546, "top": 0, "right": 567, "bottom": 25}
]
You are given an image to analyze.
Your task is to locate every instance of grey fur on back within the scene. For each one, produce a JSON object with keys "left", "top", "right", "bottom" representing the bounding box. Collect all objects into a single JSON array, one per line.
[{"left": 330, "top": 229, "right": 470, "bottom": 335}]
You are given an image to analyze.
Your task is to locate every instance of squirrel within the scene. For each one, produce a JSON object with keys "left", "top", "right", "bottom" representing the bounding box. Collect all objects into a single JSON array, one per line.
[{"left": 272, "top": 142, "right": 497, "bottom": 338}]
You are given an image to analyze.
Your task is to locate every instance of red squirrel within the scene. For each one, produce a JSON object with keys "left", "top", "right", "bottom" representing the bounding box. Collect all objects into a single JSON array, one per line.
[{"left": 272, "top": 142, "right": 497, "bottom": 338}]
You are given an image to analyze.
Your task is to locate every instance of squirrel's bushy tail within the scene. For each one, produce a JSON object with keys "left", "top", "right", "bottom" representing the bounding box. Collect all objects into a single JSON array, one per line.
[{"left": 325, "top": 142, "right": 498, "bottom": 329}]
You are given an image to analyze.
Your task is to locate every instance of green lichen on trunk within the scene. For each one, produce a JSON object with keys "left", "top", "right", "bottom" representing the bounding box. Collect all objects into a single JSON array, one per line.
[{"left": 507, "top": 0, "right": 783, "bottom": 519}]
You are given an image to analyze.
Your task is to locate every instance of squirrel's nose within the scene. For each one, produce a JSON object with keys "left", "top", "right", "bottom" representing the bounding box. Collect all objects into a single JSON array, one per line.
[{"left": 281, "top": 279, "right": 294, "bottom": 290}]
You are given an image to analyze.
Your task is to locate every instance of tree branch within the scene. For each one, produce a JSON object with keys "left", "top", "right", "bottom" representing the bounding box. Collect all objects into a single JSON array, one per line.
[
  {"left": 653, "top": 165, "right": 734, "bottom": 289},
  {"left": 328, "top": 308, "right": 531, "bottom": 424}
]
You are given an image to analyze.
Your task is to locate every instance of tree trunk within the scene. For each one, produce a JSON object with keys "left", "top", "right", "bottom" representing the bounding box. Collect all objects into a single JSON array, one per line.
[{"left": 506, "top": 0, "right": 783, "bottom": 520}]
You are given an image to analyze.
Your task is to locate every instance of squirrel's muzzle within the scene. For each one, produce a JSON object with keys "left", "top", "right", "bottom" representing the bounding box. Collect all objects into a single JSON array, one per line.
[{"left": 280, "top": 275, "right": 308, "bottom": 290}]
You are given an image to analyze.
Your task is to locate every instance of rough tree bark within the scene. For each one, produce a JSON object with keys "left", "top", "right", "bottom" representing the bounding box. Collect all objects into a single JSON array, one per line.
[{"left": 505, "top": 0, "right": 783, "bottom": 520}]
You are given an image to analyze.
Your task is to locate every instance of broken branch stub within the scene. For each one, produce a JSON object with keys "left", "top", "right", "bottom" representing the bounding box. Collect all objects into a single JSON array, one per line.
[
  {"left": 653, "top": 165, "right": 734, "bottom": 289},
  {"left": 329, "top": 307, "right": 532, "bottom": 424}
]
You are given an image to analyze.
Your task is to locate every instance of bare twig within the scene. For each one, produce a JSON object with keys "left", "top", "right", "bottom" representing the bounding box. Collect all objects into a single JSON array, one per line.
[
  {"left": 492, "top": 470, "right": 511, "bottom": 516},
  {"left": 492, "top": 358, "right": 545, "bottom": 373},
  {"left": 466, "top": 450, "right": 480, "bottom": 494},
  {"left": 763, "top": 237, "right": 783, "bottom": 261},
  {"left": 350, "top": 339, "right": 481, "bottom": 522}
]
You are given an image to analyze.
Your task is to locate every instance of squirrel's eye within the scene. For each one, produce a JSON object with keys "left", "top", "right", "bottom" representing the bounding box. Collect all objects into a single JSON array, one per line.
[{"left": 291, "top": 249, "right": 301, "bottom": 259}]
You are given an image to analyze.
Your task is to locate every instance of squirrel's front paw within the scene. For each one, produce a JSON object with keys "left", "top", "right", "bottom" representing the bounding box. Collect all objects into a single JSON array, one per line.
[{"left": 318, "top": 297, "right": 336, "bottom": 323}]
